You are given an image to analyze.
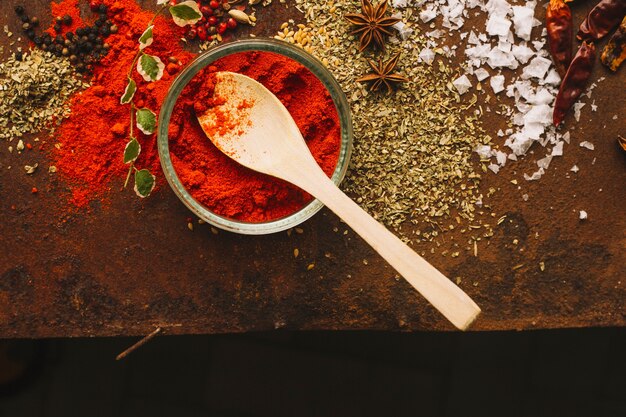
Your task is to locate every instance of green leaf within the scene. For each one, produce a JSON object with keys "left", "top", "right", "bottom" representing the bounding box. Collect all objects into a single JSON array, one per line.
[
  {"left": 139, "top": 25, "right": 154, "bottom": 50},
  {"left": 137, "top": 53, "right": 164, "bottom": 82},
  {"left": 123, "top": 138, "right": 141, "bottom": 164},
  {"left": 136, "top": 108, "right": 157, "bottom": 135},
  {"left": 134, "top": 169, "right": 155, "bottom": 198},
  {"left": 169, "top": 1, "right": 202, "bottom": 27},
  {"left": 120, "top": 78, "right": 137, "bottom": 104}
]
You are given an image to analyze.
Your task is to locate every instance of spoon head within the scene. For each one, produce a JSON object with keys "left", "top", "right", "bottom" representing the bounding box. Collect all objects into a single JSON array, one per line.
[{"left": 196, "top": 71, "right": 312, "bottom": 179}]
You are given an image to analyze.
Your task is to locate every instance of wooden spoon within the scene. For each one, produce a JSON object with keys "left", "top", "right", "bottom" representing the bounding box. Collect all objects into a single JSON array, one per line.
[{"left": 197, "top": 72, "right": 481, "bottom": 330}]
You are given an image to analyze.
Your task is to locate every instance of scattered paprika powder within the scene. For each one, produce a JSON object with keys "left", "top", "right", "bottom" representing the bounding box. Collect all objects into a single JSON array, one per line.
[
  {"left": 168, "top": 51, "right": 342, "bottom": 222},
  {"left": 50, "top": 0, "right": 192, "bottom": 207}
]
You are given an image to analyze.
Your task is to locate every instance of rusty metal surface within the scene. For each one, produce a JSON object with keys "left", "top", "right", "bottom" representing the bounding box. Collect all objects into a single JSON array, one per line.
[{"left": 0, "top": 1, "right": 624, "bottom": 338}]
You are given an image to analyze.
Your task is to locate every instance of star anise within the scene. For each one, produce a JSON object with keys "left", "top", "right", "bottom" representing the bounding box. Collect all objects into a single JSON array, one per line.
[
  {"left": 345, "top": 0, "right": 400, "bottom": 52},
  {"left": 356, "top": 53, "right": 409, "bottom": 94}
]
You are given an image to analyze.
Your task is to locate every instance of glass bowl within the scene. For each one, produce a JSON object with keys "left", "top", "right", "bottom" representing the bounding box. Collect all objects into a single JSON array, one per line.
[{"left": 157, "top": 39, "right": 353, "bottom": 235}]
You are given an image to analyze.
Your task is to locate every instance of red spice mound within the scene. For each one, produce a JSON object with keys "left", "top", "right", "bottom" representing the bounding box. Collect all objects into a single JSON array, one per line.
[
  {"left": 51, "top": 0, "right": 192, "bottom": 208},
  {"left": 168, "top": 51, "right": 341, "bottom": 223}
]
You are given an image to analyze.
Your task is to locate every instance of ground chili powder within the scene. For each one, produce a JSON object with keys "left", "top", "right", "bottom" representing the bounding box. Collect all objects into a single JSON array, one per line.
[
  {"left": 51, "top": 0, "right": 192, "bottom": 208},
  {"left": 169, "top": 51, "right": 341, "bottom": 222}
]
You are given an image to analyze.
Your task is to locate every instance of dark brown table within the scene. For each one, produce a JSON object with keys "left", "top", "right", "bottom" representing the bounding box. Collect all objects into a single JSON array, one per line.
[{"left": 1, "top": 0, "right": 624, "bottom": 338}]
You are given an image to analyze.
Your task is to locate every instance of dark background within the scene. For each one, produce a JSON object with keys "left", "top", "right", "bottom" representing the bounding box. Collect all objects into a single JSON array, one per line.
[{"left": 1, "top": 328, "right": 625, "bottom": 417}]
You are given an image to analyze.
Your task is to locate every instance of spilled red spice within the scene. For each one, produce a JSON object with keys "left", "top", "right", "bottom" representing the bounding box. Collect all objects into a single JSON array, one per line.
[
  {"left": 48, "top": 0, "right": 84, "bottom": 35},
  {"left": 51, "top": 0, "right": 191, "bottom": 208},
  {"left": 169, "top": 51, "right": 341, "bottom": 223}
]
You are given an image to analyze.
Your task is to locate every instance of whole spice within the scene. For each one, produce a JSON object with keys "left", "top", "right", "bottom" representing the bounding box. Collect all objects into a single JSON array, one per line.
[
  {"left": 546, "top": 0, "right": 573, "bottom": 78},
  {"left": 168, "top": 51, "right": 341, "bottom": 222},
  {"left": 356, "top": 53, "right": 408, "bottom": 93},
  {"left": 553, "top": 40, "right": 596, "bottom": 126},
  {"left": 601, "top": 15, "right": 626, "bottom": 70},
  {"left": 345, "top": 0, "right": 400, "bottom": 52},
  {"left": 577, "top": 0, "right": 626, "bottom": 41}
]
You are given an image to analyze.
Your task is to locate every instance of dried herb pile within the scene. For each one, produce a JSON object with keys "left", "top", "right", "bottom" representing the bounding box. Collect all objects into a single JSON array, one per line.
[
  {"left": 279, "top": 1, "right": 494, "bottom": 243},
  {"left": 0, "top": 48, "right": 88, "bottom": 143}
]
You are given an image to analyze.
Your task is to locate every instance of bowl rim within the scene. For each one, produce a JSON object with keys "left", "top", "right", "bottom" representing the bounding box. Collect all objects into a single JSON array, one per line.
[{"left": 157, "top": 38, "right": 353, "bottom": 235}]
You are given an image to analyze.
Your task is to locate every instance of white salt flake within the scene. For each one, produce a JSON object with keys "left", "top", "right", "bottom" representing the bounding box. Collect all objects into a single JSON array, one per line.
[
  {"left": 511, "top": 44, "right": 534, "bottom": 64},
  {"left": 420, "top": 6, "right": 437, "bottom": 23},
  {"left": 571, "top": 165, "right": 579, "bottom": 173},
  {"left": 475, "top": 144, "right": 492, "bottom": 159},
  {"left": 490, "top": 74, "right": 505, "bottom": 94},
  {"left": 524, "top": 104, "right": 552, "bottom": 125},
  {"left": 563, "top": 131, "right": 571, "bottom": 144},
  {"left": 544, "top": 69, "right": 561, "bottom": 86},
  {"left": 573, "top": 102, "right": 585, "bottom": 121},
  {"left": 579, "top": 210, "right": 587, "bottom": 220},
  {"left": 418, "top": 47, "right": 435, "bottom": 65},
  {"left": 486, "top": 14, "right": 512, "bottom": 37},
  {"left": 392, "top": 21, "right": 414, "bottom": 41},
  {"left": 488, "top": 163, "right": 501, "bottom": 174},
  {"left": 474, "top": 67, "right": 490, "bottom": 81},
  {"left": 537, "top": 155, "right": 553, "bottom": 169},
  {"left": 453, "top": 74, "right": 472, "bottom": 95},
  {"left": 522, "top": 56, "right": 552, "bottom": 80},
  {"left": 579, "top": 141, "right": 594, "bottom": 150},
  {"left": 524, "top": 167, "right": 545, "bottom": 181},
  {"left": 487, "top": 48, "right": 518, "bottom": 69},
  {"left": 551, "top": 141, "right": 564, "bottom": 156},
  {"left": 512, "top": 4, "right": 535, "bottom": 41},
  {"left": 496, "top": 150, "right": 507, "bottom": 166}
]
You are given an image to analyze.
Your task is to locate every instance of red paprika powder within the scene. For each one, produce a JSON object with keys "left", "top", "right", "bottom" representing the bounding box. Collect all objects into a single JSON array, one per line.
[
  {"left": 168, "top": 51, "right": 341, "bottom": 222},
  {"left": 50, "top": 0, "right": 191, "bottom": 208}
]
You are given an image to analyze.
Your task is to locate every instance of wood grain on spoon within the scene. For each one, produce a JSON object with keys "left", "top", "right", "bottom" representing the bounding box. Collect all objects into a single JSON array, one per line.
[{"left": 197, "top": 71, "right": 481, "bottom": 330}]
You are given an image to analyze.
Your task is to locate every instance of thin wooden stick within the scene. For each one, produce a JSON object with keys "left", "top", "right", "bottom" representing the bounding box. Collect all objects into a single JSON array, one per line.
[{"left": 116, "top": 327, "right": 162, "bottom": 361}]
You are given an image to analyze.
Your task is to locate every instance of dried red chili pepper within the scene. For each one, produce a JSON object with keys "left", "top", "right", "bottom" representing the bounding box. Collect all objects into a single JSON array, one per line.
[
  {"left": 553, "top": 40, "right": 596, "bottom": 126},
  {"left": 546, "top": 0, "right": 573, "bottom": 77},
  {"left": 578, "top": 0, "right": 626, "bottom": 41},
  {"left": 601, "top": 15, "right": 626, "bottom": 70}
]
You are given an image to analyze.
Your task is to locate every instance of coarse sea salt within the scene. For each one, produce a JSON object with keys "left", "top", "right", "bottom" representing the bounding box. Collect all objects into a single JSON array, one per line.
[
  {"left": 490, "top": 74, "right": 505, "bottom": 94},
  {"left": 453, "top": 74, "right": 472, "bottom": 94},
  {"left": 579, "top": 141, "right": 595, "bottom": 150}
]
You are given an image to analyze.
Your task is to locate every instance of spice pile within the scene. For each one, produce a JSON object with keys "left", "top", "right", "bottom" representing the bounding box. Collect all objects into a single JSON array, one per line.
[
  {"left": 0, "top": 48, "right": 88, "bottom": 143},
  {"left": 278, "top": 1, "right": 494, "bottom": 244},
  {"left": 169, "top": 51, "right": 341, "bottom": 222}
]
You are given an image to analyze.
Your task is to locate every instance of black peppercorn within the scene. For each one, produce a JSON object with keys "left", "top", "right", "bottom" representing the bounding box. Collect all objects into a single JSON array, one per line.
[
  {"left": 82, "top": 41, "right": 93, "bottom": 52},
  {"left": 34, "top": 36, "right": 43, "bottom": 45},
  {"left": 81, "top": 35, "right": 88, "bottom": 43},
  {"left": 69, "top": 55, "right": 77, "bottom": 63},
  {"left": 103, "top": 43, "right": 110, "bottom": 50},
  {"left": 14, "top": 5, "right": 25, "bottom": 15},
  {"left": 76, "top": 63, "right": 85, "bottom": 72},
  {"left": 76, "top": 28, "right": 84, "bottom": 36},
  {"left": 55, "top": 35, "right": 64, "bottom": 44},
  {"left": 30, "top": 16, "right": 39, "bottom": 26},
  {"left": 64, "top": 39, "right": 71, "bottom": 46},
  {"left": 62, "top": 15, "right": 72, "bottom": 25},
  {"left": 43, "top": 35, "right": 52, "bottom": 45},
  {"left": 26, "top": 29, "right": 35, "bottom": 39},
  {"left": 20, "top": 14, "right": 30, "bottom": 23},
  {"left": 109, "top": 24, "right": 118, "bottom": 34},
  {"left": 62, "top": 48, "right": 69, "bottom": 56},
  {"left": 15, "top": 51, "right": 23, "bottom": 61},
  {"left": 95, "top": 19, "right": 103, "bottom": 27},
  {"left": 99, "top": 26, "right": 110, "bottom": 36},
  {"left": 95, "top": 37, "right": 103, "bottom": 45},
  {"left": 88, "top": 32, "right": 97, "bottom": 42},
  {"left": 41, "top": 44, "right": 48, "bottom": 51},
  {"left": 54, "top": 24, "right": 62, "bottom": 33},
  {"left": 66, "top": 31, "right": 74, "bottom": 39},
  {"left": 98, "top": 4, "right": 108, "bottom": 14}
]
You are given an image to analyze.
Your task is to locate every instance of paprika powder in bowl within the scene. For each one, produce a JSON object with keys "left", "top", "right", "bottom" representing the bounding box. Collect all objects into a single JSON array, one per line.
[{"left": 158, "top": 39, "right": 353, "bottom": 235}]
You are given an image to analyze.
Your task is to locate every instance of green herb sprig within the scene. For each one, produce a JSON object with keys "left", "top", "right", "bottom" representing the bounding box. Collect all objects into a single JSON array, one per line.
[{"left": 120, "top": 0, "right": 201, "bottom": 197}]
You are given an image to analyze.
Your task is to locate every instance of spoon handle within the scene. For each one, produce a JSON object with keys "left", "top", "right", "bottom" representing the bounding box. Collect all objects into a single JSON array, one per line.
[{"left": 293, "top": 170, "right": 481, "bottom": 330}]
